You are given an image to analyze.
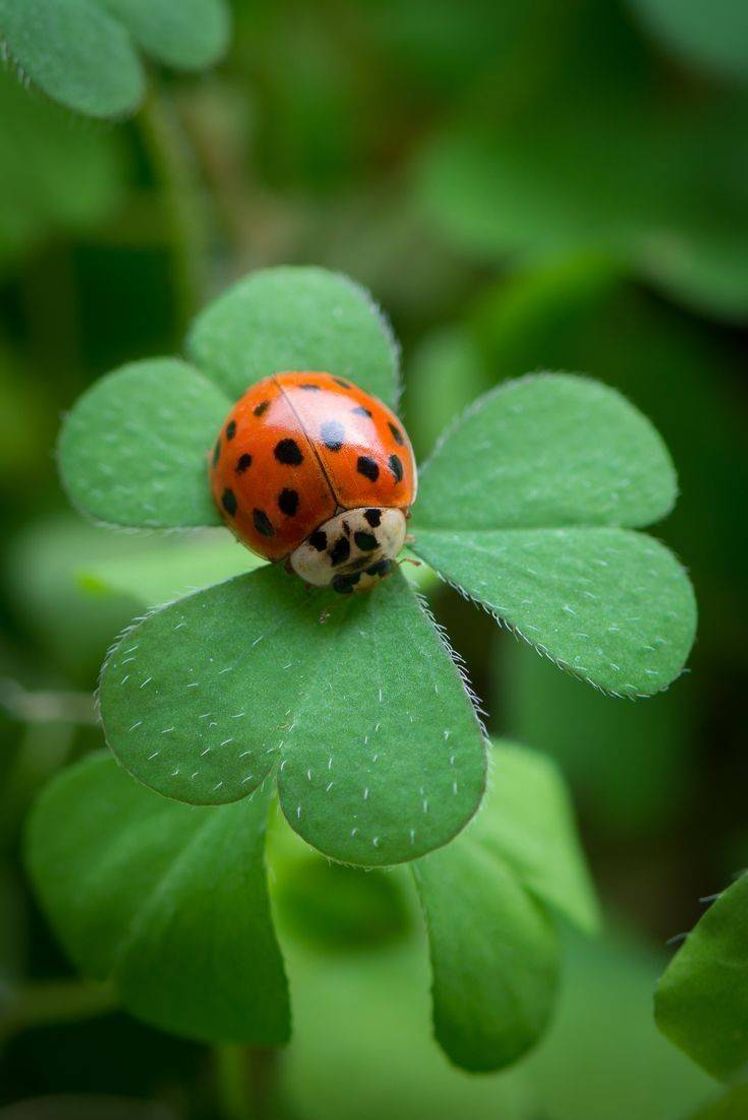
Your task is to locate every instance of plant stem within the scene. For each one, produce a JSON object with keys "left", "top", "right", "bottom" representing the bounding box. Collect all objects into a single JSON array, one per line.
[
  {"left": 0, "top": 979, "right": 117, "bottom": 1045},
  {"left": 215, "top": 1045, "right": 281, "bottom": 1120},
  {"left": 138, "top": 89, "right": 207, "bottom": 335}
]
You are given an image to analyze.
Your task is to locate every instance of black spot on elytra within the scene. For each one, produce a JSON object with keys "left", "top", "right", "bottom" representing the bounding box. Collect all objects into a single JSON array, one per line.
[
  {"left": 320, "top": 419, "right": 345, "bottom": 451},
  {"left": 299, "top": 383, "right": 321, "bottom": 391},
  {"left": 366, "top": 558, "right": 394, "bottom": 578},
  {"left": 330, "top": 537, "right": 351, "bottom": 566},
  {"left": 212, "top": 439, "right": 221, "bottom": 467},
  {"left": 253, "top": 400, "right": 270, "bottom": 417},
  {"left": 225, "top": 420, "right": 237, "bottom": 440},
  {"left": 222, "top": 488, "right": 237, "bottom": 517},
  {"left": 274, "top": 438, "right": 303, "bottom": 466},
  {"left": 364, "top": 508, "right": 381, "bottom": 527},
  {"left": 309, "top": 529, "right": 327, "bottom": 552},
  {"left": 357, "top": 455, "right": 379, "bottom": 482},
  {"left": 278, "top": 488, "right": 299, "bottom": 516},
  {"left": 388, "top": 454, "right": 404, "bottom": 483},
  {"left": 388, "top": 421, "right": 405, "bottom": 446},
  {"left": 253, "top": 509, "right": 274, "bottom": 537},
  {"left": 333, "top": 378, "right": 352, "bottom": 389},
  {"left": 352, "top": 405, "right": 372, "bottom": 418},
  {"left": 354, "top": 530, "right": 378, "bottom": 552},
  {"left": 235, "top": 453, "right": 252, "bottom": 474}
]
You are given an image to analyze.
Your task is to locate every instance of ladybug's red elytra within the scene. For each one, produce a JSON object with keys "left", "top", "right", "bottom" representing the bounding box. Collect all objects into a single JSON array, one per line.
[{"left": 209, "top": 372, "right": 417, "bottom": 593}]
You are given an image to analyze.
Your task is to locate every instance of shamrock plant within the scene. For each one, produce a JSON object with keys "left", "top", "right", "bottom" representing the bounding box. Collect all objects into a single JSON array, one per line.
[
  {"left": 27, "top": 265, "right": 697, "bottom": 1068},
  {"left": 0, "top": 0, "right": 230, "bottom": 119}
]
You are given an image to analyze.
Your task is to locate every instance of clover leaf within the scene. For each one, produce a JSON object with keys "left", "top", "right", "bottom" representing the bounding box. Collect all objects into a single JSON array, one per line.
[
  {"left": 0, "top": 0, "right": 230, "bottom": 120},
  {"left": 655, "top": 872, "right": 748, "bottom": 1080},
  {"left": 26, "top": 740, "right": 595, "bottom": 1068},
  {"left": 57, "top": 265, "right": 696, "bottom": 869}
]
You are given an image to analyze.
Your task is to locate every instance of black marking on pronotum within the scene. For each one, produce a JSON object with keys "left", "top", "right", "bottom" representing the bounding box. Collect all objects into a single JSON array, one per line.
[
  {"left": 388, "top": 453, "right": 403, "bottom": 483},
  {"left": 253, "top": 400, "right": 270, "bottom": 417},
  {"left": 388, "top": 421, "right": 405, "bottom": 446},
  {"left": 357, "top": 455, "right": 379, "bottom": 481},
  {"left": 354, "top": 531, "right": 378, "bottom": 552},
  {"left": 226, "top": 420, "right": 237, "bottom": 440},
  {"left": 352, "top": 405, "right": 372, "bottom": 418},
  {"left": 222, "top": 488, "right": 238, "bottom": 517},
  {"left": 366, "top": 558, "right": 393, "bottom": 578},
  {"left": 309, "top": 529, "right": 327, "bottom": 551},
  {"left": 364, "top": 508, "right": 381, "bottom": 527},
  {"left": 278, "top": 488, "right": 299, "bottom": 516},
  {"left": 274, "top": 438, "right": 303, "bottom": 465},
  {"left": 236, "top": 453, "right": 253, "bottom": 474},
  {"left": 341, "top": 520, "right": 351, "bottom": 537},
  {"left": 212, "top": 439, "right": 221, "bottom": 467},
  {"left": 320, "top": 419, "right": 345, "bottom": 451},
  {"left": 253, "top": 509, "right": 274, "bottom": 537},
  {"left": 330, "top": 537, "right": 351, "bottom": 566}
]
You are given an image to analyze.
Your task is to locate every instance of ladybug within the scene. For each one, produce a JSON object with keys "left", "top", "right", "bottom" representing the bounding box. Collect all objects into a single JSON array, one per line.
[{"left": 209, "top": 372, "right": 417, "bottom": 593}]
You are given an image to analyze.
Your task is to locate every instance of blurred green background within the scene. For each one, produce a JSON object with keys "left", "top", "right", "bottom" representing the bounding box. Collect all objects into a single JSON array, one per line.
[{"left": 1, "top": 1, "right": 747, "bottom": 1117}]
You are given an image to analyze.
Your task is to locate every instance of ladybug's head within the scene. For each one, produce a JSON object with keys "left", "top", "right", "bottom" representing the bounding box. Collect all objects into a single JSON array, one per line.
[{"left": 289, "top": 507, "right": 406, "bottom": 594}]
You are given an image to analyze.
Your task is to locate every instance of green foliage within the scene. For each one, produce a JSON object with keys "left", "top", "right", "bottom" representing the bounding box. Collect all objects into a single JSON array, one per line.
[
  {"left": 187, "top": 266, "right": 401, "bottom": 407},
  {"left": 99, "top": 567, "right": 486, "bottom": 866},
  {"left": 655, "top": 873, "right": 748, "bottom": 1080},
  {"left": 412, "top": 375, "right": 694, "bottom": 696},
  {"left": 0, "top": 0, "right": 230, "bottom": 119},
  {"left": 26, "top": 751, "right": 289, "bottom": 1045},
  {"left": 58, "top": 359, "right": 229, "bottom": 528},
  {"left": 627, "top": 0, "right": 748, "bottom": 83},
  {"left": 0, "top": 69, "right": 124, "bottom": 269},
  {"left": 688, "top": 1086, "right": 748, "bottom": 1120},
  {"left": 413, "top": 742, "right": 597, "bottom": 1070}
]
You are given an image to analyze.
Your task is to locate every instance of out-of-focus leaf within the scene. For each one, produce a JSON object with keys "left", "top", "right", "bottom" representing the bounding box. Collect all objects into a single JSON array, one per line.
[
  {"left": 655, "top": 873, "right": 748, "bottom": 1080},
  {"left": 502, "top": 638, "right": 693, "bottom": 835},
  {"left": 188, "top": 266, "right": 400, "bottom": 408},
  {"left": 411, "top": 741, "right": 596, "bottom": 1071},
  {"left": 0, "top": 69, "right": 124, "bottom": 268},
  {"left": 0, "top": 0, "right": 230, "bottom": 119},
  {"left": 26, "top": 752, "right": 289, "bottom": 1044},
  {"left": 99, "top": 567, "right": 486, "bottom": 866},
  {"left": 687, "top": 1085, "right": 748, "bottom": 1120},
  {"left": 627, "top": 0, "right": 748, "bottom": 84},
  {"left": 405, "top": 325, "right": 491, "bottom": 459},
  {"left": 58, "top": 359, "right": 230, "bottom": 528},
  {"left": 0, "top": 1098, "right": 174, "bottom": 1120}
]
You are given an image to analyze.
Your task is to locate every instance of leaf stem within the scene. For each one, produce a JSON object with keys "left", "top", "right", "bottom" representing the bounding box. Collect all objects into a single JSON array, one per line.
[
  {"left": 138, "top": 89, "right": 207, "bottom": 335},
  {"left": 214, "top": 1045, "right": 281, "bottom": 1120},
  {"left": 0, "top": 978, "right": 117, "bottom": 1044}
]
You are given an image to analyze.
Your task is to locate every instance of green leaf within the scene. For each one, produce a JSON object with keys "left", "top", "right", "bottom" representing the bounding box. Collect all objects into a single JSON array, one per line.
[
  {"left": 0, "top": 0, "right": 145, "bottom": 119},
  {"left": 655, "top": 873, "right": 748, "bottom": 1080},
  {"left": 58, "top": 358, "right": 230, "bottom": 528},
  {"left": 99, "top": 567, "right": 486, "bottom": 866},
  {"left": 688, "top": 1085, "right": 748, "bottom": 1120},
  {"left": 478, "top": 742, "right": 599, "bottom": 933},
  {"left": 415, "top": 374, "right": 677, "bottom": 531},
  {"left": 78, "top": 530, "right": 263, "bottom": 609},
  {"left": 412, "top": 374, "right": 695, "bottom": 696},
  {"left": 187, "top": 267, "right": 400, "bottom": 408},
  {"left": 413, "top": 805, "right": 559, "bottom": 1070},
  {"left": 627, "top": 0, "right": 748, "bottom": 84},
  {"left": 100, "top": 0, "right": 230, "bottom": 70},
  {"left": 414, "top": 527, "right": 696, "bottom": 696},
  {"left": 26, "top": 752, "right": 289, "bottom": 1044}
]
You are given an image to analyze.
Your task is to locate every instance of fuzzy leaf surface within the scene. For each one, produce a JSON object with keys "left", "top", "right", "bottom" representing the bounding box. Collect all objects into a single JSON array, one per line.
[
  {"left": 415, "top": 374, "right": 677, "bottom": 531},
  {"left": 0, "top": 0, "right": 144, "bottom": 118},
  {"left": 99, "top": 566, "right": 486, "bottom": 866},
  {"left": 414, "top": 527, "right": 696, "bottom": 696},
  {"left": 58, "top": 358, "right": 230, "bottom": 528},
  {"left": 26, "top": 752, "right": 289, "bottom": 1044},
  {"left": 187, "top": 267, "right": 400, "bottom": 407},
  {"left": 655, "top": 873, "right": 748, "bottom": 1080}
]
